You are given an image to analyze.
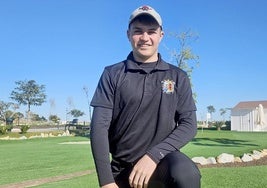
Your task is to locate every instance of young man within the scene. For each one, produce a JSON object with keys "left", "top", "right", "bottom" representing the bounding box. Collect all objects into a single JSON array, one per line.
[{"left": 90, "top": 5, "right": 201, "bottom": 188}]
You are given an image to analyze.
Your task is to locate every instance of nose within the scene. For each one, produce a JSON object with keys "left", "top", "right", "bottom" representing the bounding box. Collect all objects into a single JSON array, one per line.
[{"left": 140, "top": 32, "right": 149, "bottom": 41}]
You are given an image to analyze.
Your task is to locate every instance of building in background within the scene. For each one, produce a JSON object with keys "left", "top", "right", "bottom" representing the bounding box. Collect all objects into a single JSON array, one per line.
[{"left": 231, "top": 100, "right": 267, "bottom": 131}]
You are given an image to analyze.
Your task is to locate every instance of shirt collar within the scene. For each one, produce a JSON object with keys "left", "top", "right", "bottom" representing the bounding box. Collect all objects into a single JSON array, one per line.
[{"left": 125, "top": 52, "right": 170, "bottom": 71}]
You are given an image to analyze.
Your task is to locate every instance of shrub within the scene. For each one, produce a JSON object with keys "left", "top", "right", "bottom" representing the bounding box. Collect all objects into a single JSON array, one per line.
[
  {"left": 0, "top": 125, "right": 7, "bottom": 135},
  {"left": 6, "top": 124, "right": 13, "bottom": 132},
  {"left": 69, "top": 128, "right": 90, "bottom": 137},
  {"left": 224, "top": 120, "right": 231, "bottom": 130},
  {"left": 213, "top": 121, "right": 225, "bottom": 131},
  {"left": 20, "top": 125, "right": 30, "bottom": 134}
]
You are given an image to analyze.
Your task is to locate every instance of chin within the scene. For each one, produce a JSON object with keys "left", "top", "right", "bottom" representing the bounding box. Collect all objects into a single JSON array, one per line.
[{"left": 137, "top": 51, "right": 153, "bottom": 57}]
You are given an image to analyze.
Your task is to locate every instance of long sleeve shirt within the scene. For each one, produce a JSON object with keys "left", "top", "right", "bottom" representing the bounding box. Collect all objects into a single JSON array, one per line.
[{"left": 90, "top": 52, "right": 197, "bottom": 186}]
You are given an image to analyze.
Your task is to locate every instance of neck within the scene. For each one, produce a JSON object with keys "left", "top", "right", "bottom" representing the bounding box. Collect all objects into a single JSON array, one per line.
[{"left": 132, "top": 52, "right": 158, "bottom": 63}]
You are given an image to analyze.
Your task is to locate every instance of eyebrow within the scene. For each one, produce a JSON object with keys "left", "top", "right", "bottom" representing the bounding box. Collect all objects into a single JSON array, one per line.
[{"left": 131, "top": 26, "right": 158, "bottom": 31}]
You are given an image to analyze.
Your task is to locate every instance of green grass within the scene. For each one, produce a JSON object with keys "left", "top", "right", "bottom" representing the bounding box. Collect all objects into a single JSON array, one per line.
[
  {"left": 34, "top": 173, "right": 99, "bottom": 188},
  {"left": 182, "top": 130, "right": 267, "bottom": 158},
  {"left": 0, "top": 136, "right": 95, "bottom": 185},
  {"left": 0, "top": 130, "right": 267, "bottom": 188},
  {"left": 200, "top": 166, "right": 266, "bottom": 188}
]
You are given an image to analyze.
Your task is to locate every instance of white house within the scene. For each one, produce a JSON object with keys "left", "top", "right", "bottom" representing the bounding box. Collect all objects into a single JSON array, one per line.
[{"left": 231, "top": 100, "right": 267, "bottom": 132}]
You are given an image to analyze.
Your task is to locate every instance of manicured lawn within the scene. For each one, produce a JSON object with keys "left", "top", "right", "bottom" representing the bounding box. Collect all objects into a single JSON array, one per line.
[
  {"left": 0, "top": 136, "right": 94, "bottom": 185},
  {"left": 35, "top": 166, "right": 267, "bottom": 188},
  {"left": 34, "top": 173, "right": 99, "bottom": 188},
  {"left": 200, "top": 165, "right": 266, "bottom": 188},
  {"left": 181, "top": 130, "right": 267, "bottom": 158},
  {"left": 0, "top": 130, "right": 266, "bottom": 187}
]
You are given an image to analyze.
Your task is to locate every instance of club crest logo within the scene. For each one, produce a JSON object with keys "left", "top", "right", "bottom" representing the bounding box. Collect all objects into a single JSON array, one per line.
[
  {"left": 139, "top": 5, "right": 152, "bottom": 11},
  {"left": 161, "top": 79, "right": 175, "bottom": 94}
]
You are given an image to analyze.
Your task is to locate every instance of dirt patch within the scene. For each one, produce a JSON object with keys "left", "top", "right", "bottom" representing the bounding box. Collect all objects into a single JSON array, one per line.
[
  {"left": 0, "top": 170, "right": 94, "bottom": 188},
  {"left": 197, "top": 155, "right": 267, "bottom": 168}
]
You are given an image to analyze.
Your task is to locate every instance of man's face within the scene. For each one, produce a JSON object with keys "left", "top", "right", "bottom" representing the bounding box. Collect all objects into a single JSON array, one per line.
[{"left": 127, "top": 20, "right": 164, "bottom": 62}]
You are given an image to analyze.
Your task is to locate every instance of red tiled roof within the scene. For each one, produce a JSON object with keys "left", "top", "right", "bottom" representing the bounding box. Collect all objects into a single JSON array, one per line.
[{"left": 233, "top": 100, "right": 267, "bottom": 109}]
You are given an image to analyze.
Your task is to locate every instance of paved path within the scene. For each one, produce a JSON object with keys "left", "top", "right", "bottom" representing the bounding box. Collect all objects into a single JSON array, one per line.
[{"left": 0, "top": 170, "right": 94, "bottom": 188}]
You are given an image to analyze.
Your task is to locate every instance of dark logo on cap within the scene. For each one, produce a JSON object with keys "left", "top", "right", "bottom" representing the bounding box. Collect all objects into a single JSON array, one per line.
[{"left": 139, "top": 5, "right": 152, "bottom": 11}]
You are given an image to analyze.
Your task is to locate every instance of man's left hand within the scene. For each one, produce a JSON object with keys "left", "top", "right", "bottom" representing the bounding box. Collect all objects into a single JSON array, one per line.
[{"left": 129, "top": 154, "right": 157, "bottom": 188}]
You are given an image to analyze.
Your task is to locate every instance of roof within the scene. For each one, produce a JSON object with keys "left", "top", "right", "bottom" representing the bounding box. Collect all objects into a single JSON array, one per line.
[{"left": 233, "top": 100, "right": 267, "bottom": 110}]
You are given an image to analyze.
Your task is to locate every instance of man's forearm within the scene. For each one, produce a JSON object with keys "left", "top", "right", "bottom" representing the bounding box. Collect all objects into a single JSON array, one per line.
[
  {"left": 90, "top": 107, "right": 114, "bottom": 186},
  {"left": 147, "top": 111, "right": 197, "bottom": 163}
]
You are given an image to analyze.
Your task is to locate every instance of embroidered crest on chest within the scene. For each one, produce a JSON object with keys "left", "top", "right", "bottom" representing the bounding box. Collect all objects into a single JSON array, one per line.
[{"left": 161, "top": 79, "right": 175, "bottom": 94}]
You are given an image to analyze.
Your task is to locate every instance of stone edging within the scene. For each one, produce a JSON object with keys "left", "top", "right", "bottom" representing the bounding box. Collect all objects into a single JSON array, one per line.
[{"left": 192, "top": 149, "right": 267, "bottom": 165}]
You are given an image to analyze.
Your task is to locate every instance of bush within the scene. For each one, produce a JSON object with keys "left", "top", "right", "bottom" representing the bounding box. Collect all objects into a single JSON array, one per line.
[
  {"left": 0, "top": 126, "right": 7, "bottom": 135},
  {"left": 6, "top": 124, "right": 13, "bottom": 132},
  {"left": 69, "top": 128, "right": 90, "bottom": 137},
  {"left": 224, "top": 120, "right": 231, "bottom": 130},
  {"left": 20, "top": 125, "right": 30, "bottom": 134},
  {"left": 213, "top": 121, "right": 225, "bottom": 131}
]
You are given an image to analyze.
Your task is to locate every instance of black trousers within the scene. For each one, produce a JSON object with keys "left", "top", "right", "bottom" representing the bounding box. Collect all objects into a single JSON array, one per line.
[{"left": 112, "top": 151, "right": 201, "bottom": 188}]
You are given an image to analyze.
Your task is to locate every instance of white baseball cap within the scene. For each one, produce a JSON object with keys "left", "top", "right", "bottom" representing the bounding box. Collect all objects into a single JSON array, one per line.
[{"left": 129, "top": 5, "right": 162, "bottom": 27}]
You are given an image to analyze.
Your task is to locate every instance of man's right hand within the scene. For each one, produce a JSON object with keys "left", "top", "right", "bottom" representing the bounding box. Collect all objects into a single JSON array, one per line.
[{"left": 101, "top": 183, "right": 119, "bottom": 188}]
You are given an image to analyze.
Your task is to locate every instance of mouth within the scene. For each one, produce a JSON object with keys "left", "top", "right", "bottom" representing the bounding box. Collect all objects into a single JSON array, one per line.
[{"left": 138, "top": 44, "right": 151, "bottom": 48}]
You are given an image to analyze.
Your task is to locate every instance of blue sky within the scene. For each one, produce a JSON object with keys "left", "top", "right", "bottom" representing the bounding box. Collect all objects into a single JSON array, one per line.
[{"left": 1, "top": 0, "right": 267, "bottom": 122}]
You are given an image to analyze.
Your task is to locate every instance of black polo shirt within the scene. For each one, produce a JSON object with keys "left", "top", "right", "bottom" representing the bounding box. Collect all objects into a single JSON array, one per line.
[{"left": 90, "top": 52, "right": 197, "bottom": 185}]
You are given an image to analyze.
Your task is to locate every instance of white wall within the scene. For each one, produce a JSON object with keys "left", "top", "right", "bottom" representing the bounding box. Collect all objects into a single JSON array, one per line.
[
  {"left": 231, "top": 108, "right": 267, "bottom": 131},
  {"left": 231, "top": 109, "right": 253, "bottom": 131}
]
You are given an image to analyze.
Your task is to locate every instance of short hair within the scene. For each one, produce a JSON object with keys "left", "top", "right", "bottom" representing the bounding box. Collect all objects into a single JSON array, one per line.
[{"left": 128, "top": 14, "right": 162, "bottom": 30}]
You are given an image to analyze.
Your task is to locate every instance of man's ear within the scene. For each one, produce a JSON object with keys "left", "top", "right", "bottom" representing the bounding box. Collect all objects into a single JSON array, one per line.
[{"left": 159, "top": 30, "right": 164, "bottom": 42}]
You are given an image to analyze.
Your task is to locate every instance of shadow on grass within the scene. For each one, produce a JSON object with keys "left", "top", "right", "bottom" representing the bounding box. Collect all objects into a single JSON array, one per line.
[{"left": 191, "top": 138, "right": 259, "bottom": 147}]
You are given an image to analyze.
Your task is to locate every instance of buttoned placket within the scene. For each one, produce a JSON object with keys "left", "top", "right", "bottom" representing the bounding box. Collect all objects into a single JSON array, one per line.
[{"left": 144, "top": 72, "right": 154, "bottom": 96}]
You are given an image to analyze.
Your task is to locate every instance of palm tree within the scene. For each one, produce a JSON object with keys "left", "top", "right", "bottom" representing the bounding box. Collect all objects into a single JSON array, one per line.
[
  {"left": 207, "top": 105, "right": 216, "bottom": 120},
  {"left": 219, "top": 108, "right": 227, "bottom": 122}
]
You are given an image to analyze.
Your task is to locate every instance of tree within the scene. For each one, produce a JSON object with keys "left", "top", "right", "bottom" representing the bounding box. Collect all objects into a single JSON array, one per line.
[
  {"left": 3, "top": 110, "right": 14, "bottom": 125},
  {"left": 13, "top": 112, "right": 24, "bottom": 126},
  {"left": 10, "top": 80, "right": 46, "bottom": 113},
  {"left": 83, "top": 86, "right": 92, "bottom": 122},
  {"left": 169, "top": 29, "right": 200, "bottom": 102},
  {"left": 207, "top": 105, "right": 216, "bottom": 120},
  {"left": 49, "top": 115, "right": 60, "bottom": 124},
  {"left": 31, "top": 113, "right": 46, "bottom": 122},
  {"left": 219, "top": 108, "right": 227, "bottom": 121},
  {"left": 213, "top": 121, "right": 224, "bottom": 131},
  {"left": 0, "top": 101, "right": 19, "bottom": 124},
  {"left": 68, "top": 109, "right": 85, "bottom": 119},
  {"left": 0, "top": 100, "right": 11, "bottom": 122}
]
